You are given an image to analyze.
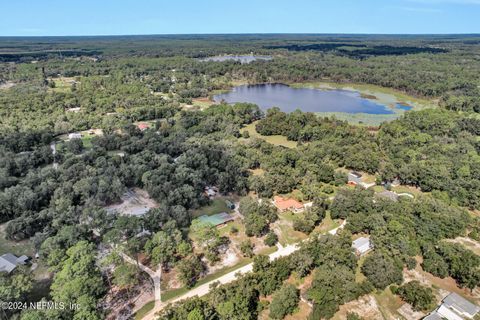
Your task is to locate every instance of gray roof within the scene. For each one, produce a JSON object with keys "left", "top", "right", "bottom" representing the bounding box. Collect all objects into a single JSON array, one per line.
[
  {"left": 443, "top": 292, "right": 480, "bottom": 316},
  {"left": 0, "top": 253, "right": 27, "bottom": 273},
  {"left": 423, "top": 312, "right": 443, "bottom": 320},
  {"left": 348, "top": 173, "right": 362, "bottom": 184},
  {"left": 352, "top": 237, "right": 370, "bottom": 249}
]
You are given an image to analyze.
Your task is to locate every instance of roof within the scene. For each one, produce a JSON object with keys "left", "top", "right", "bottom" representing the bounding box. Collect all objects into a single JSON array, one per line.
[
  {"left": 273, "top": 196, "right": 304, "bottom": 211},
  {"left": 196, "top": 212, "right": 234, "bottom": 227},
  {"left": 0, "top": 253, "right": 27, "bottom": 273},
  {"left": 137, "top": 123, "right": 149, "bottom": 130},
  {"left": 348, "top": 173, "right": 362, "bottom": 184},
  {"left": 352, "top": 237, "right": 370, "bottom": 250},
  {"left": 443, "top": 292, "right": 480, "bottom": 316},
  {"left": 423, "top": 312, "right": 444, "bottom": 320},
  {"left": 351, "top": 171, "right": 362, "bottom": 178}
]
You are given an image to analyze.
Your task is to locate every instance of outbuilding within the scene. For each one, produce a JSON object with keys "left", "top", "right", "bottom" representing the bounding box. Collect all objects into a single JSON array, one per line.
[{"left": 352, "top": 237, "right": 372, "bottom": 256}]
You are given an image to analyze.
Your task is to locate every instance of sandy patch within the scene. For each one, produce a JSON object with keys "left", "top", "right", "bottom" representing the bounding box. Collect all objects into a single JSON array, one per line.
[
  {"left": 106, "top": 188, "right": 159, "bottom": 216},
  {"left": 333, "top": 294, "right": 383, "bottom": 320},
  {"left": 0, "top": 81, "right": 15, "bottom": 90},
  {"left": 397, "top": 303, "right": 425, "bottom": 320},
  {"left": 445, "top": 237, "right": 480, "bottom": 256}
]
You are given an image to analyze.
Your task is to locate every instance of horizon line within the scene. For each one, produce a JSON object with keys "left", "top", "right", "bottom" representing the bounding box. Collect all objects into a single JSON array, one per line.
[{"left": 1, "top": 32, "right": 480, "bottom": 38}]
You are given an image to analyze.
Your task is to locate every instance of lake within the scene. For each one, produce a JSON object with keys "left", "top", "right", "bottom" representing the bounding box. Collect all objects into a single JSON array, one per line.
[
  {"left": 199, "top": 55, "right": 272, "bottom": 64},
  {"left": 214, "top": 84, "right": 404, "bottom": 114}
]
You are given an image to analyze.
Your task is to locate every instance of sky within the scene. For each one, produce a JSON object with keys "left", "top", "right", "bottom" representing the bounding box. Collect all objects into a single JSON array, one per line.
[{"left": 1, "top": 0, "right": 480, "bottom": 36}]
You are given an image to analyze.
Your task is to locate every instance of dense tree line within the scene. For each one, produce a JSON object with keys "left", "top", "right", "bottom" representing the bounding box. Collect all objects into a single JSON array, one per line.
[{"left": 255, "top": 108, "right": 480, "bottom": 209}]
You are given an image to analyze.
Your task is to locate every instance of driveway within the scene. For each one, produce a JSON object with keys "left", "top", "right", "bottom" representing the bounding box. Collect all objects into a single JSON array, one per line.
[{"left": 141, "top": 220, "right": 346, "bottom": 320}]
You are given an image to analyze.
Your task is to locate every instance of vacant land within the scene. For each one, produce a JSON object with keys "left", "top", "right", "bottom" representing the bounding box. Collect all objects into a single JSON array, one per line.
[
  {"left": 242, "top": 122, "right": 298, "bottom": 149},
  {"left": 106, "top": 188, "right": 159, "bottom": 216},
  {"left": 190, "top": 197, "right": 234, "bottom": 218}
]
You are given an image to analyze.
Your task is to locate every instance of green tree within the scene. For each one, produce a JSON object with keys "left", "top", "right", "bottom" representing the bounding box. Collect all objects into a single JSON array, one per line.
[
  {"left": 269, "top": 283, "right": 299, "bottom": 319},
  {"left": 395, "top": 281, "right": 435, "bottom": 311},
  {"left": 177, "top": 255, "right": 206, "bottom": 288},
  {"left": 50, "top": 241, "right": 104, "bottom": 319},
  {"left": 361, "top": 251, "right": 403, "bottom": 290}
]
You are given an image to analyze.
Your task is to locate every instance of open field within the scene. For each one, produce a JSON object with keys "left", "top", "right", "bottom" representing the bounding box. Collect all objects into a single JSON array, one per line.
[
  {"left": 48, "top": 76, "right": 78, "bottom": 93},
  {"left": 190, "top": 197, "right": 234, "bottom": 218},
  {"left": 241, "top": 122, "right": 298, "bottom": 149},
  {"left": 0, "top": 224, "right": 35, "bottom": 256}
]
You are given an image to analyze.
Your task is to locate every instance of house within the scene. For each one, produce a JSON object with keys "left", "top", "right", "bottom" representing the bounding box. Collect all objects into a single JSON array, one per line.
[
  {"left": 347, "top": 171, "right": 362, "bottom": 186},
  {"left": 425, "top": 293, "right": 480, "bottom": 320},
  {"left": 68, "top": 132, "right": 82, "bottom": 139},
  {"left": 0, "top": 253, "right": 28, "bottom": 273},
  {"left": 352, "top": 237, "right": 372, "bottom": 256},
  {"left": 137, "top": 123, "right": 150, "bottom": 131},
  {"left": 272, "top": 196, "right": 305, "bottom": 213}
]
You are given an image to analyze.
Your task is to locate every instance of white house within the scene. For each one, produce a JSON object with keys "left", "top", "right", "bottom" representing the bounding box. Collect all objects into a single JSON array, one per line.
[{"left": 352, "top": 237, "right": 372, "bottom": 256}]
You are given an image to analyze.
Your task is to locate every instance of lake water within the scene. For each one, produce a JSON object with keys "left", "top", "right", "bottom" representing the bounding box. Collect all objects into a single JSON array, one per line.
[
  {"left": 199, "top": 55, "right": 272, "bottom": 64},
  {"left": 395, "top": 103, "right": 412, "bottom": 111},
  {"left": 214, "top": 84, "right": 398, "bottom": 114}
]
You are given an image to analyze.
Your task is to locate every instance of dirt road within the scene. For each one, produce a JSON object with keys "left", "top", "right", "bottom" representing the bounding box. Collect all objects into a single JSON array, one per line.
[{"left": 141, "top": 220, "right": 346, "bottom": 320}]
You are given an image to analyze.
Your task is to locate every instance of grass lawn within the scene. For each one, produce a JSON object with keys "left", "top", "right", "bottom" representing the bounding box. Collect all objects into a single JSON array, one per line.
[
  {"left": 192, "top": 98, "right": 215, "bottom": 109},
  {"left": 312, "top": 211, "right": 340, "bottom": 235},
  {"left": 372, "top": 185, "right": 386, "bottom": 193},
  {"left": 134, "top": 300, "right": 155, "bottom": 320},
  {"left": 355, "top": 254, "right": 368, "bottom": 282},
  {"left": 391, "top": 185, "right": 420, "bottom": 196},
  {"left": 242, "top": 122, "right": 298, "bottom": 149},
  {"left": 218, "top": 220, "right": 245, "bottom": 238},
  {"left": 0, "top": 224, "right": 35, "bottom": 256},
  {"left": 81, "top": 134, "right": 94, "bottom": 149},
  {"left": 373, "top": 287, "right": 404, "bottom": 320},
  {"left": 276, "top": 222, "right": 307, "bottom": 246},
  {"left": 190, "top": 198, "right": 233, "bottom": 219},
  {"left": 49, "top": 77, "right": 77, "bottom": 93}
]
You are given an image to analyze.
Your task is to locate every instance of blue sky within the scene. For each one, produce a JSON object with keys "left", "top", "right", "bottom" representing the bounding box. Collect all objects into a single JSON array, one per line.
[{"left": 1, "top": 0, "right": 480, "bottom": 36}]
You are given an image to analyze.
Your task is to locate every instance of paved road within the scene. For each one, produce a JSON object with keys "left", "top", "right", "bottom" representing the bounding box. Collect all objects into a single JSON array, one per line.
[{"left": 141, "top": 220, "right": 346, "bottom": 320}]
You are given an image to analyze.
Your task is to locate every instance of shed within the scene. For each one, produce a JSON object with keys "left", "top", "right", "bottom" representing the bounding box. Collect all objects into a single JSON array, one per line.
[{"left": 352, "top": 237, "right": 372, "bottom": 256}]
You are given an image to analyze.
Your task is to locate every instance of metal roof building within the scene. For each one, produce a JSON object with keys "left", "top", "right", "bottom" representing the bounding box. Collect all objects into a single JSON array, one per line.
[{"left": 196, "top": 212, "right": 234, "bottom": 227}]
